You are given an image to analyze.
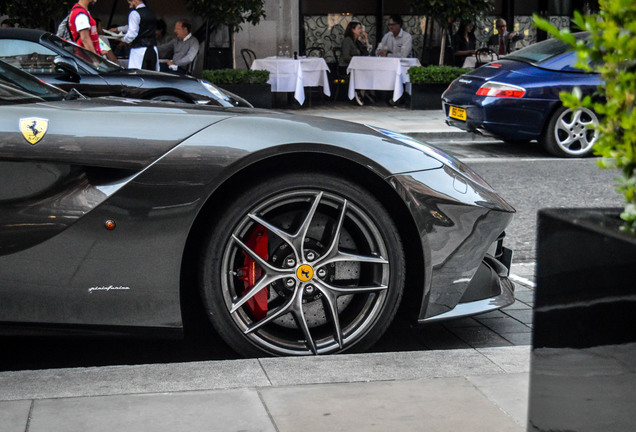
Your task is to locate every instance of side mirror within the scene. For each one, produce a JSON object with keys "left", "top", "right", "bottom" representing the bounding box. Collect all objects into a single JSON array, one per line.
[{"left": 53, "top": 56, "right": 80, "bottom": 81}]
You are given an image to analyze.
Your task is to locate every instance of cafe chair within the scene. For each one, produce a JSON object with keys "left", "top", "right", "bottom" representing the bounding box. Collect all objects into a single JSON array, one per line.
[
  {"left": 241, "top": 48, "right": 256, "bottom": 69},
  {"left": 306, "top": 46, "right": 325, "bottom": 58},
  {"left": 475, "top": 48, "right": 499, "bottom": 68},
  {"left": 301, "top": 46, "right": 326, "bottom": 105},
  {"left": 185, "top": 51, "right": 200, "bottom": 76},
  {"left": 330, "top": 47, "right": 348, "bottom": 101}
]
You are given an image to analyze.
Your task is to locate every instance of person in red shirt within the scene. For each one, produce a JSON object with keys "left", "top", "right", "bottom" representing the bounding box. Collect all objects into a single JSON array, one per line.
[{"left": 68, "top": 0, "right": 101, "bottom": 56}]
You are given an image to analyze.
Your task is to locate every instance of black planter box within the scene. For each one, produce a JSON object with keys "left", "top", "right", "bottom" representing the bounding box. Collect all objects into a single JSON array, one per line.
[
  {"left": 408, "top": 83, "right": 447, "bottom": 110},
  {"left": 528, "top": 208, "right": 636, "bottom": 431},
  {"left": 217, "top": 83, "right": 271, "bottom": 109}
]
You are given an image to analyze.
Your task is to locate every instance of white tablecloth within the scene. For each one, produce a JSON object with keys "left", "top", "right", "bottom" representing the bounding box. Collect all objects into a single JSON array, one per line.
[
  {"left": 251, "top": 57, "right": 331, "bottom": 105},
  {"left": 347, "top": 57, "right": 421, "bottom": 101}
]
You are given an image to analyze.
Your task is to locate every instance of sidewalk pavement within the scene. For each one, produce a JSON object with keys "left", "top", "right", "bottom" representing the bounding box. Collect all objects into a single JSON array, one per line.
[
  {"left": 0, "top": 345, "right": 529, "bottom": 432},
  {"left": 0, "top": 105, "right": 532, "bottom": 432},
  {"left": 280, "top": 103, "right": 478, "bottom": 138}
]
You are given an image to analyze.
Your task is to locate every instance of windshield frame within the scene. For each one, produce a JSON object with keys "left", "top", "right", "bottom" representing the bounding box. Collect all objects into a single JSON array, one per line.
[
  {"left": 0, "top": 59, "right": 66, "bottom": 104},
  {"left": 42, "top": 32, "right": 123, "bottom": 74}
]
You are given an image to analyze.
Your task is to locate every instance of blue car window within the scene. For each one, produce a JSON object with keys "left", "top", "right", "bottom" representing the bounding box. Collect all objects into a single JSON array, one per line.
[{"left": 506, "top": 32, "right": 590, "bottom": 72}]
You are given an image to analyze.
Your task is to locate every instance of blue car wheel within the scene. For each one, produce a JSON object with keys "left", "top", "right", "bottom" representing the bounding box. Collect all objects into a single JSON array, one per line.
[{"left": 542, "top": 106, "right": 599, "bottom": 158}]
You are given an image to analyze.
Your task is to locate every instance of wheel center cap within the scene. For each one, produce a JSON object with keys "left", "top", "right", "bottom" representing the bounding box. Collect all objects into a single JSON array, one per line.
[{"left": 296, "top": 264, "right": 314, "bottom": 282}]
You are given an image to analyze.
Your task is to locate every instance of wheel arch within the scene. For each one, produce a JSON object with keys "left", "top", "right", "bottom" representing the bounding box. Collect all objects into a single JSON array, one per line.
[
  {"left": 539, "top": 100, "right": 564, "bottom": 138},
  {"left": 178, "top": 151, "right": 426, "bottom": 328},
  {"left": 140, "top": 88, "right": 195, "bottom": 103}
]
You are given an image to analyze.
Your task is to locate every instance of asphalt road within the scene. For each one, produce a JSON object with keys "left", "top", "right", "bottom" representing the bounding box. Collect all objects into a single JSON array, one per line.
[
  {"left": 0, "top": 138, "right": 621, "bottom": 371},
  {"left": 427, "top": 138, "right": 623, "bottom": 262}
]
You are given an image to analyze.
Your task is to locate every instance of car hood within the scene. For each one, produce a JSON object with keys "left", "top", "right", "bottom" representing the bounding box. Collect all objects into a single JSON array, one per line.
[{"left": 4, "top": 96, "right": 447, "bottom": 176}]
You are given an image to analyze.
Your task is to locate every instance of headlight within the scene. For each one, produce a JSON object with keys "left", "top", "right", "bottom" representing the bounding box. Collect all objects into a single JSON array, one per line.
[
  {"left": 200, "top": 80, "right": 231, "bottom": 102},
  {"left": 367, "top": 126, "right": 495, "bottom": 191}
]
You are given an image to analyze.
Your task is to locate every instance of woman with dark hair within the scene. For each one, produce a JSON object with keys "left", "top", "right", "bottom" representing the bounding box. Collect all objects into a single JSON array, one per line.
[
  {"left": 452, "top": 22, "right": 477, "bottom": 67},
  {"left": 155, "top": 18, "right": 169, "bottom": 44},
  {"left": 338, "top": 21, "right": 370, "bottom": 105}
]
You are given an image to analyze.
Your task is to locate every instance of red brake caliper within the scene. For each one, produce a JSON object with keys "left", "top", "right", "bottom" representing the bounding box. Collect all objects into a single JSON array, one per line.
[{"left": 237, "top": 225, "right": 269, "bottom": 320}]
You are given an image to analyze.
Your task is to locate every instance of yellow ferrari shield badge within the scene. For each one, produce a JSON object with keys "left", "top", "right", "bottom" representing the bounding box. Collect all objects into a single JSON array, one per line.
[{"left": 19, "top": 117, "right": 49, "bottom": 145}]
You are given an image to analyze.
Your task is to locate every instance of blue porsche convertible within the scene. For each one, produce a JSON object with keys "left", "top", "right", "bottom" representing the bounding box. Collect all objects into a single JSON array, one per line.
[{"left": 442, "top": 32, "right": 601, "bottom": 158}]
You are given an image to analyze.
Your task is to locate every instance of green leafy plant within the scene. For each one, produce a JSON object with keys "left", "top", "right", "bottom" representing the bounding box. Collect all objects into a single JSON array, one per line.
[
  {"left": 201, "top": 69, "right": 269, "bottom": 85},
  {"left": 407, "top": 66, "right": 470, "bottom": 84},
  {"left": 0, "top": 0, "right": 73, "bottom": 31},
  {"left": 186, "top": 0, "right": 266, "bottom": 30},
  {"left": 535, "top": 0, "right": 636, "bottom": 235},
  {"left": 186, "top": 0, "right": 266, "bottom": 68},
  {"left": 407, "top": 0, "right": 494, "bottom": 65}
]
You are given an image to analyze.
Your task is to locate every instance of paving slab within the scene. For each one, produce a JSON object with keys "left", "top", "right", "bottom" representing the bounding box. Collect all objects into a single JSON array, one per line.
[
  {"left": 477, "top": 346, "right": 531, "bottom": 374},
  {"left": 0, "top": 400, "right": 30, "bottom": 432},
  {"left": 467, "top": 372, "right": 530, "bottom": 426},
  {"left": 26, "top": 389, "right": 275, "bottom": 432},
  {"left": 0, "top": 359, "right": 269, "bottom": 401},
  {"left": 259, "top": 349, "right": 507, "bottom": 386},
  {"left": 259, "top": 377, "right": 523, "bottom": 432}
]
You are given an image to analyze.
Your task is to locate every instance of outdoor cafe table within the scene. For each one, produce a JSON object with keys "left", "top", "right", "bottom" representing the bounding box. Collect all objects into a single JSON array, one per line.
[
  {"left": 347, "top": 56, "right": 421, "bottom": 102},
  {"left": 251, "top": 57, "right": 331, "bottom": 105}
]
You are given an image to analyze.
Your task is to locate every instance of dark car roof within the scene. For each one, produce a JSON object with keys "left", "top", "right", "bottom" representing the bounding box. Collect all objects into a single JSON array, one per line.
[{"left": 0, "top": 28, "right": 48, "bottom": 41}]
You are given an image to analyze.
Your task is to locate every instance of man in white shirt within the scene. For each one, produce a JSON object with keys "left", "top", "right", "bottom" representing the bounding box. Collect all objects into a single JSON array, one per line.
[
  {"left": 377, "top": 15, "right": 412, "bottom": 58},
  {"left": 110, "top": 0, "right": 158, "bottom": 70}
]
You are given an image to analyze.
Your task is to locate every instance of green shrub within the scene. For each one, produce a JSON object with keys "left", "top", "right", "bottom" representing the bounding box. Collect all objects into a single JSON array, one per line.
[
  {"left": 201, "top": 69, "right": 269, "bottom": 85},
  {"left": 407, "top": 66, "right": 470, "bottom": 84},
  {"left": 535, "top": 0, "right": 636, "bottom": 234}
]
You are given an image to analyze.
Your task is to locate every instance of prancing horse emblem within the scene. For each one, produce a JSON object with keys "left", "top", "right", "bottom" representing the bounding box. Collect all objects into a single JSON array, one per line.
[
  {"left": 296, "top": 264, "right": 314, "bottom": 282},
  {"left": 19, "top": 117, "right": 49, "bottom": 145}
]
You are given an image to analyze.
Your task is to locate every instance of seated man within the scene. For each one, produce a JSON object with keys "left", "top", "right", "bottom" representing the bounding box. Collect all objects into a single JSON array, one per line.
[
  {"left": 488, "top": 18, "right": 524, "bottom": 55},
  {"left": 157, "top": 20, "right": 199, "bottom": 74},
  {"left": 377, "top": 15, "right": 412, "bottom": 58}
]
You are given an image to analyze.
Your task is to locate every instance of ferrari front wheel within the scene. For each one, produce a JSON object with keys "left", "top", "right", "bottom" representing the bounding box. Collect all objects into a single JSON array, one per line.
[{"left": 200, "top": 173, "right": 405, "bottom": 356}]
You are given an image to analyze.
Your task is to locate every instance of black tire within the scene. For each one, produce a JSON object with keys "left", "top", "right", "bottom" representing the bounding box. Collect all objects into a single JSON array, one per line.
[
  {"left": 541, "top": 106, "right": 599, "bottom": 157},
  {"left": 199, "top": 172, "right": 405, "bottom": 356},
  {"left": 150, "top": 95, "right": 187, "bottom": 103}
]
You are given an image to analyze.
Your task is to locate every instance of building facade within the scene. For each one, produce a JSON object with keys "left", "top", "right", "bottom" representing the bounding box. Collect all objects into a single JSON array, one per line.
[{"left": 6, "top": 0, "right": 597, "bottom": 72}]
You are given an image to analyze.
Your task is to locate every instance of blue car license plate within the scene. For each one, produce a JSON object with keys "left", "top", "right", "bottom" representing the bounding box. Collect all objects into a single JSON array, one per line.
[{"left": 449, "top": 106, "right": 467, "bottom": 121}]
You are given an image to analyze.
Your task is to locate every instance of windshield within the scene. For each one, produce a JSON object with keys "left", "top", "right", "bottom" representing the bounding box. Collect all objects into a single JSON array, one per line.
[
  {"left": 43, "top": 33, "right": 122, "bottom": 73},
  {"left": 505, "top": 32, "right": 589, "bottom": 65},
  {"left": 0, "top": 59, "right": 66, "bottom": 104}
]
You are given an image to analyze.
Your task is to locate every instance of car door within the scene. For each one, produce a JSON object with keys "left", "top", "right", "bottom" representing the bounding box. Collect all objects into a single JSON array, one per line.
[{"left": 0, "top": 38, "right": 112, "bottom": 97}]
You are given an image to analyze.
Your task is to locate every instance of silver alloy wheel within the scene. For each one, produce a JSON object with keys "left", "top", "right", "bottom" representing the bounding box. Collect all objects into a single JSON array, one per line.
[
  {"left": 219, "top": 189, "right": 391, "bottom": 355},
  {"left": 552, "top": 107, "right": 599, "bottom": 156}
]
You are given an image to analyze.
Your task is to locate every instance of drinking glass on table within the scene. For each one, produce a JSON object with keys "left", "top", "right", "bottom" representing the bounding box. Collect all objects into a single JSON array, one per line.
[{"left": 376, "top": 42, "right": 388, "bottom": 57}]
